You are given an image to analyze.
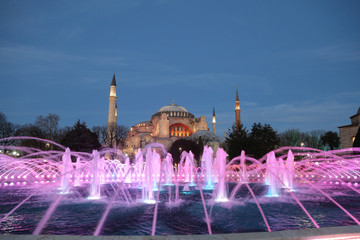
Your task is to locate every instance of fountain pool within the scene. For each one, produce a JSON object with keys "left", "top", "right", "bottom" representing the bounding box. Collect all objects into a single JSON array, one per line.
[{"left": 1, "top": 137, "right": 360, "bottom": 236}]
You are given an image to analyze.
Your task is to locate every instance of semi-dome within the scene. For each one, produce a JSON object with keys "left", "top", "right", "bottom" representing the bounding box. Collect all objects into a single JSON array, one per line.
[{"left": 190, "top": 130, "right": 220, "bottom": 142}]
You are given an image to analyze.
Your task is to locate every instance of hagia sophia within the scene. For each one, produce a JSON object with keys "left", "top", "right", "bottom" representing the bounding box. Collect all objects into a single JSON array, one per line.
[{"left": 106, "top": 73, "right": 241, "bottom": 156}]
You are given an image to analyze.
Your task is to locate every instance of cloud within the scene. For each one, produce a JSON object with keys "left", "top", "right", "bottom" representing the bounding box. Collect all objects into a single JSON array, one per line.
[
  {"left": 259, "top": 101, "right": 351, "bottom": 122},
  {"left": 312, "top": 44, "right": 360, "bottom": 62},
  {"left": 0, "top": 45, "right": 128, "bottom": 66},
  {"left": 331, "top": 90, "right": 360, "bottom": 100},
  {"left": 0, "top": 45, "right": 85, "bottom": 62},
  {"left": 273, "top": 42, "right": 360, "bottom": 63},
  {"left": 0, "top": 45, "right": 128, "bottom": 81},
  {"left": 122, "top": 72, "right": 273, "bottom": 94}
]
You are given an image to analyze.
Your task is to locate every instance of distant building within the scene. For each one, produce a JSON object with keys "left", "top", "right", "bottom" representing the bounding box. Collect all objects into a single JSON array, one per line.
[
  {"left": 123, "top": 101, "right": 209, "bottom": 156},
  {"left": 338, "top": 107, "right": 360, "bottom": 148}
]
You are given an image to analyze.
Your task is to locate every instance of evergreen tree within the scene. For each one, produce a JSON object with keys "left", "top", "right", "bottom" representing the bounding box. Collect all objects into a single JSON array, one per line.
[
  {"left": 61, "top": 120, "right": 101, "bottom": 153},
  {"left": 248, "top": 123, "right": 280, "bottom": 159},
  {"left": 224, "top": 123, "right": 279, "bottom": 160},
  {"left": 321, "top": 131, "right": 340, "bottom": 150},
  {"left": 224, "top": 123, "right": 249, "bottom": 161}
]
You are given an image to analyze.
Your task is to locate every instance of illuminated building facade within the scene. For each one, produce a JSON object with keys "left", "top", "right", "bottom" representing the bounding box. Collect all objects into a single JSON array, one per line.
[{"left": 123, "top": 101, "right": 209, "bottom": 156}]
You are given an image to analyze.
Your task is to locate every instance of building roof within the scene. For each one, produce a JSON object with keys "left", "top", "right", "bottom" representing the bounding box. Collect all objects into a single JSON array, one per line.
[
  {"left": 158, "top": 102, "right": 189, "bottom": 113},
  {"left": 338, "top": 124, "right": 359, "bottom": 129},
  {"left": 350, "top": 106, "right": 360, "bottom": 118},
  {"left": 111, "top": 72, "right": 116, "bottom": 86}
]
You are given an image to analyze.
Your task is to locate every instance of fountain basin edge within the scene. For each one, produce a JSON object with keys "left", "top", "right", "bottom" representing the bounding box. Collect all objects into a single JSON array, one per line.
[{"left": 1, "top": 225, "right": 360, "bottom": 240}]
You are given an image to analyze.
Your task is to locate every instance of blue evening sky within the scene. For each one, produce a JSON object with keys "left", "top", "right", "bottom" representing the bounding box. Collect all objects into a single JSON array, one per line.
[{"left": 1, "top": 0, "right": 359, "bottom": 138}]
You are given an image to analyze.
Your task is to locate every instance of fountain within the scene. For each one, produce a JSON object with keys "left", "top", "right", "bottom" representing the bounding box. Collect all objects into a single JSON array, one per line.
[{"left": 1, "top": 136, "right": 360, "bottom": 237}]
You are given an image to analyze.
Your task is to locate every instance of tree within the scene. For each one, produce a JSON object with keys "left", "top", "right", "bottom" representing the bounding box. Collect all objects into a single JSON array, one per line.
[
  {"left": 279, "top": 129, "right": 307, "bottom": 147},
  {"left": 353, "top": 126, "right": 360, "bottom": 148},
  {"left": 224, "top": 123, "right": 249, "bottom": 161},
  {"left": 224, "top": 123, "right": 279, "bottom": 160},
  {"left": 169, "top": 139, "right": 202, "bottom": 166},
  {"left": 61, "top": 120, "right": 101, "bottom": 153},
  {"left": 34, "top": 113, "right": 60, "bottom": 142},
  {"left": 280, "top": 129, "right": 328, "bottom": 149},
  {"left": 0, "top": 112, "right": 19, "bottom": 154},
  {"left": 17, "top": 124, "right": 47, "bottom": 150},
  {"left": 321, "top": 131, "right": 340, "bottom": 150},
  {"left": 57, "top": 126, "right": 72, "bottom": 143},
  {"left": 305, "top": 130, "right": 325, "bottom": 149},
  {"left": 247, "top": 123, "right": 280, "bottom": 159},
  {"left": 92, "top": 123, "right": 129, "bottom": 148}
]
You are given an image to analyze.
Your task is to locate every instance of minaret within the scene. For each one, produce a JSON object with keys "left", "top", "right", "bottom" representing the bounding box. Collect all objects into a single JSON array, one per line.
[
  {"left": 107, "top": 73, "right": 117, "bottom": 146},
  {"left": 235, "top": 87, "right": 241, "bottom": 130},
  {"left": 212, "top": 106, "right": 216, "bottom": 135}
]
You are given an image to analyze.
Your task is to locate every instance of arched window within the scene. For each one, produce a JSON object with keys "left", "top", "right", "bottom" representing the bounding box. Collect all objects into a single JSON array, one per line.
[{"left": 170, "top": 123, "right": 193, "bottom": 138}]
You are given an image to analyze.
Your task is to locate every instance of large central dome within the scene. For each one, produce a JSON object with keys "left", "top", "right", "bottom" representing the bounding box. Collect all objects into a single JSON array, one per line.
[
  {"left": 158, "top": 103, "right": 189, "bottom": 113},
  {"left": 152, "top": 101, "right": 194, "bottom": 118}
]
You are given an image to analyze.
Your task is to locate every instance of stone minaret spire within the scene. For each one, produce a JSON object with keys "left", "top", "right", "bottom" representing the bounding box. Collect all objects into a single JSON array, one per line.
[
  {"left": 212, "top": 106, "right": 216, "bottom": 135},
  {"left": 235, "top": 87, "right": 241, "bottom": 130},
  {"left": 107, "top": 73, "right": 117, "bottom": 146}
]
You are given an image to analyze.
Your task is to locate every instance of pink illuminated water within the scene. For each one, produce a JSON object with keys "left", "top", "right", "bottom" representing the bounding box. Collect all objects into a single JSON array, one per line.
[{"left": 1, "top": 136, "right": 360, "bottom": 236}]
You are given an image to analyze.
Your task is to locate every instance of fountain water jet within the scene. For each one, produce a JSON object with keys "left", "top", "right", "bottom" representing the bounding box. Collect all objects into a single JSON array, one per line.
[
  {"left": 60, "top": 148, "right": 72, "bottom": 194},
  {"left": 214, "top": 148, "right": 228, "bottom": 202},
  {"left": 87, "top": 150, "right": 102, "bottom": 200}
]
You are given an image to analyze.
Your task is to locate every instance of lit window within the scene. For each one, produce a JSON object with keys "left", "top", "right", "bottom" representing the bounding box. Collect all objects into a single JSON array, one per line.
[{"left": 353, "top": 136, "right": 356, "bottom": 142}]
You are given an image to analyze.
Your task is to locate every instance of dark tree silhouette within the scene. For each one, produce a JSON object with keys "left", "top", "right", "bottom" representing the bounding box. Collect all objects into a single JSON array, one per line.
[
  {"left": 0, "top": 112, "right": 19, "bottom": 154},
  {"left": 17, "top": 124, "right": 47, "bottom": 150},
  {"left": 92, "top": 123, "right": 129, "bottom": 148},
  {"left": 321, "top": 131, "right": 340, "bottom": 150},
  {"left": 61, "top": 120, "right": 101, "bottom": 153},
  {"left": 279, "top": 129, "right": 307, "bottom": 147},
  {"left": 34, "top": 113, "right": 60, "bottom": 142},
  {"left": 224, "top": 123, "right": 249, "bottom": 161},
  {"left": 247, "top": 123, "right": 280, "bottom": 159},
  {"left": 353, "top": 126, "right": 360, "bottom": 148},
  {"left": 224, "top": 123, "right": 279, "bottom": 160},
  {"left": 169, "top": 139, "right": 202, "bottom": 166}
]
